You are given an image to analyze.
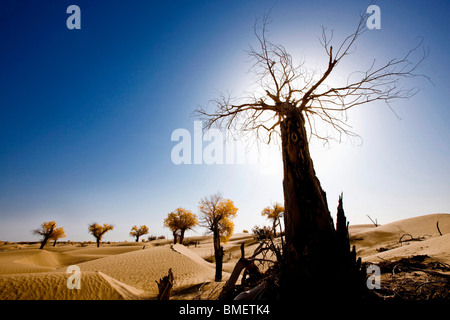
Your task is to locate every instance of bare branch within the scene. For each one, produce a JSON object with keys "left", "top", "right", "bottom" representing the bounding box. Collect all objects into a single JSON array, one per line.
[{"left": 193, "top": 11, "right": 428, "bottom": 145}]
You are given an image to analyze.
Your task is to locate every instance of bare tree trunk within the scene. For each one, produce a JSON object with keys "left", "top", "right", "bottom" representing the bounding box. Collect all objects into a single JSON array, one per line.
[
  {"left": 280, "top": 111, "right": 366, "bottom": 300},
  {"left": 213, "top": 225, "right": 224, "bottom": 281},
  {"left": 179, "top": 229, "right": 186, "bottom": 245},
  {"left": 172, "top": 231, "right": 178, "bottom": 244},
  {"left": 96, "top": 238, "right": 100, "bottom": 248},
  {"left": 39, "top": 238, "right": 48, "bottom": 250},
  {"left": 215, "top": 246, "right": 224, "bottom": 282},
  {"left": 281, "top": 111, "right": 335, "bottom": 265}
]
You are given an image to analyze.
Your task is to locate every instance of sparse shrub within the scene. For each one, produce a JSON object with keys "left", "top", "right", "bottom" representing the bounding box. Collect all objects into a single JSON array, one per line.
[{"left": 252, "top": 225, "right": 272, "bottom": 241}]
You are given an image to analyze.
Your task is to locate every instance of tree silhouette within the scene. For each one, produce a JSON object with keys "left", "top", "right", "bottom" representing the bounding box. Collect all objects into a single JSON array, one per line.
[
  {"left": 88, "top": 223, "right": 114, "bottom": 247},
  {"left": 199, "top": 193, "right": 238, "bottom": 281},
  {"left": 195, "top": 12, "right": 427, "bottom": 300},
  {"left": 33, "top": 221, "right": 57, "bottom": 250},
  {"left": 164, "top": 208, "right": 198, "bottom": 245},
  {"left": 261, "top": 202, "right": 284, "bottom": 238},
  {"left": 129, "top": 225, "right": 149, "bottom": 242}
]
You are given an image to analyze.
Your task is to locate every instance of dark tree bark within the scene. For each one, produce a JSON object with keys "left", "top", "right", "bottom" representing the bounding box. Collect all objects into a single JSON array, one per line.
[
  {"left": 156, "top": 268, "right": 174, "bottom": 300},
  {"left": 37, "top": 223, "right": 56, "bottom": 250},
  {"left": 214, "top": 246, "right": 224, "bottom": 282},
  {"left": 280, "top": 111, "right": 339, "bottom": 298},
  {"left": 179, "top": 229, "right": 186, "bottom": 245},
  {"left": 39, "top": 235, "right": 50, "bottom": 250},
  {"left": 280, "top": 113, "right": 368, "bottom": 300},
  {"left": 213, "top": 221, "right": 223, "bottom": 281},
  {"left": 172, "top": 231, "right": 178, "bottom": 244}
]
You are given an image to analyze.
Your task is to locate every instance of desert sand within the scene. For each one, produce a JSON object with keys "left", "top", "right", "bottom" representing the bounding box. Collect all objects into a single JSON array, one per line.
[{"left": 0, "top": 213, "right": 448, "bottom": 300}]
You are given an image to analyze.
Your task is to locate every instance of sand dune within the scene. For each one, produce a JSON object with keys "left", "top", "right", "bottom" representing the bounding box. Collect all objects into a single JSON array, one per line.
[
  {"left": 0, "top": 246, "right": 125, "bottom": 275},
  {"left": 0, "top": 249, "right": 59, "bottom": 274},
  {"left": 71, "top": 245, "right": 219, "bottom": 297},
  {"left": 172, "top": 243, "right": 215, "bottom": 269},
  {"left": 0, "top": 271, "right": 125, "bottom": 300},
  {"left": 1, "top": 213, "right": 449, "bottom": 300},
  {"left": 363, "top": 233, "right": 450, "bottom": 263},
  {"left": 349, "top": 213, "right": 450, "bottom": 262},
  {"left": 0, "top": 244, "right": 221, "bottom": 300}
]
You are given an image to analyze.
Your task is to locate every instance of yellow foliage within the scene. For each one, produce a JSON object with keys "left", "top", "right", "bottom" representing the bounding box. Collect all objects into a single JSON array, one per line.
[
  {"left": 33, "top": 221, "right": 57, "bottom": 237},
  {"left": 129, "top": 225, "right": 149, "bottom": 237},
  {"left": 164, "top": 208, "right": 198, "bottom": 232},
  {"left": 218, "top": 217, "right": 234, "bottom": 243},
  {"left": 88, "top": 223, "right": 114, "bottom": 240},
  {"left": 50, "top": 227, "right": 66, "bottom": 240},
  {"left": 261, "top": 202, "right": 284, "bottom": 221},
  {"left": 199, "top": 194, "right": 238, "bottom": 244}
]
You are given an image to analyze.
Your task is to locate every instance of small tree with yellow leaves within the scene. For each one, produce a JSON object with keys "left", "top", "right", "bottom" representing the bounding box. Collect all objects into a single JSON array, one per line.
[
  {"left": 33, "top": 221, "right": 58, "bottom": 250},
  {"left": 199, "top": 193, "right": 238, "bottom": 281},
  {"left": 50, "top": 227, "right": 66, "bottom": 247},
  {"left": 88, "top": 223, "right": 114, "bottom": 247},
  {"left": 129, "top": 225, "right": 149, "bottom": 242},
  {"left": 164, "top": 208, "right": 198, "bottom": 245},
  {"left": 261, "top": 202, "right": 284, "bottom": 238}
]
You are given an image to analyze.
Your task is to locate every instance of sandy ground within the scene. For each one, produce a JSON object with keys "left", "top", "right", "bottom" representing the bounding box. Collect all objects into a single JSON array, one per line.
[
  {"left": 0, "top": 213, "right": 448, "bottom": 300},
  {"left": 349, "top": 213, "right": 450, "bottom": 264}
]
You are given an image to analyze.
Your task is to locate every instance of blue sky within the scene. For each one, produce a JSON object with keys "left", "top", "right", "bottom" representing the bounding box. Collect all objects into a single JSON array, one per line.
[{"left": 0, "top": 0, "right": 448, "bottom": 242}]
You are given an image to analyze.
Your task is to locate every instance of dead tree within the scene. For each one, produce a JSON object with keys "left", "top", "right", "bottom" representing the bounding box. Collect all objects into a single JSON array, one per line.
[
  {"left": 436, "top": 221, "right": 443, "bottom": 236},
  {"left": 195, "top": 11, "right": 427, "bottom": 301},
  {"left": 367, "top": 215, "right": 379, "bottom": 227},
  {"left": 156, "top": 268, "right": 174, "bottom": 300},
  {"left": 399, "top": 233, "right": 425, "bottom": 244},
  {"left": 219, "top": 242, "right": 269, "bottom": 300}
]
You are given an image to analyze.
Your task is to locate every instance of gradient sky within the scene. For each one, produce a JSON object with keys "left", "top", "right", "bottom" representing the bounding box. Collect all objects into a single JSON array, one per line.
[{"left": 0, "top": 0, "right": 449, "bottom": 242}]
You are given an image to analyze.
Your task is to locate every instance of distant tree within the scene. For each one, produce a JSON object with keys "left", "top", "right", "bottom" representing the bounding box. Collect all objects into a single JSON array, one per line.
[
  {"left": 50, "top": 227, "right": 66, "bottom": 247},
  {"left": 129, "top": 225, "right": 149, "bottom": 242},
  {"left": 33, "top": 221, "right": 57, "bottom": 250},
  {"left": 88, "top": 223, "right": 114, "bottom": 247},
  {"left": 261, "top": 202, "right": 284, "bottom": 237},
  {"left": 199, "top": 193, "right": 238, "bottom": 281},
  {"left": 164, "top": 208, "right": 198, "bottom": 244}
]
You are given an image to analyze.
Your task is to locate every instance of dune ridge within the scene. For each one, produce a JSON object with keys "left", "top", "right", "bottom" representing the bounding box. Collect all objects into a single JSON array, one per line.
[{"left": 0, "top": 213, "right": 448, "bottom": 300}]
